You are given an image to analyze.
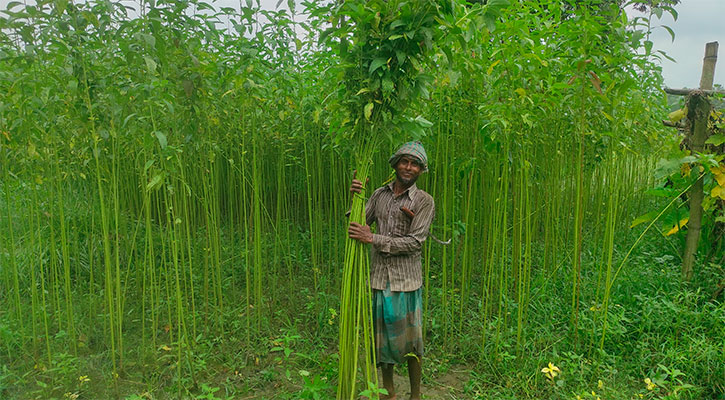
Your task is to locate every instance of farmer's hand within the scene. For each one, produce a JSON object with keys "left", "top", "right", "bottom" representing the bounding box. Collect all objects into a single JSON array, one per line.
[
  {"left": 350, "top": 170, "right": 368, "bottom": 194},
  {"left": 350, "top": 178, "right": 363, "bottom": 194},
  {"left": 348, "top": 222, "right": 373, "bottom": 244}
]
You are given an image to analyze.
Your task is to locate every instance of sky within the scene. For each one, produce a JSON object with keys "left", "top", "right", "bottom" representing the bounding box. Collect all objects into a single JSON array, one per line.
[
  {"left": 628, "top": 0, "right": 724, "bottom": 89},
  {"left": 1, "top": 0, "right": 723, "bottom": 88}
]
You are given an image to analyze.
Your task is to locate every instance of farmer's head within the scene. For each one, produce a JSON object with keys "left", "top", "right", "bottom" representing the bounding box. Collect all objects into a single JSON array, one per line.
[{"left": 388, "top": 141, "right": 428, "bottom": 186}]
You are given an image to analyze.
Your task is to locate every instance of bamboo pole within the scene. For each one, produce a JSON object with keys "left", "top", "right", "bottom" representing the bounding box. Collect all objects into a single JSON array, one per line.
[
  {"left": 664, "top": 88, "right": 725, "bottom": 96},
  {"left": 682, "top": 41, "right": 718, "bottom": 281}
]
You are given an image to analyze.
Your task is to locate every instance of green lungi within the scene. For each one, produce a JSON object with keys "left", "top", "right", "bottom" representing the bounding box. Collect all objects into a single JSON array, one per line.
[{"left": 372, "top": 282, "right": 424, "bottom": 366}]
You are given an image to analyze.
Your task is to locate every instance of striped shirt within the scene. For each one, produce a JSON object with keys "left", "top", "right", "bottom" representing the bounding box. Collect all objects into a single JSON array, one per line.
[{"left": 366, "top": 181, "right": 435, "bottom": 292}]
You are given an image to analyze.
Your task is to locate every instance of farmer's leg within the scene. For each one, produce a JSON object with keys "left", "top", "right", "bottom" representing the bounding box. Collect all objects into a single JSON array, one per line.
[
  {"left": 381, "top": 363, "right": 396, "bottom": 399},
  {"left": 408, "top": 356, "right": 421, "bottom": 400}
]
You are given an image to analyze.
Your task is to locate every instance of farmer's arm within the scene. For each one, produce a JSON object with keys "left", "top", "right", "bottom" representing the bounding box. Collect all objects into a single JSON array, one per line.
[{"left": 372, "top": 197, "right": 434, "bottom": 255}]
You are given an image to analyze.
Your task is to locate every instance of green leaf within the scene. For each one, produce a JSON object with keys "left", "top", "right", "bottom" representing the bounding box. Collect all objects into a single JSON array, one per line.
[
  {"left": 369, "top": 57, "right": 387, "bottom": 74},
  {"left": 654, "top": 156, "right": 696, "bottom": 180},
  {"left": 144, "top": 159, "right": 155, "bottom": 172},
  {"left": 414, "top": 115, "right": 433, "bottom": 128},
  {"left": 660, "top": 25, "right": 675, "bottom": 42},
  {"left": 146, "top": 173, "right": 165, "bottom": 191},
  {"left": 644, "top": 40, "right": 653, "bottom": 55},
  {"left": 705, "top": 134, "right": 725, "bottom": 146},
  {"left": 154, "top": 131, "right": 167, "bottom": 149},
  {"left": 54, "top": 0, "right": 68, "bottom": 15},
  {"left": 442, "top": 46, "right": 454, "bottom": 65},
  {"left": 318, "top": 27, "right": 336, "bottom": 44},
  {"left": 390, "top": 19, "right": 405, "bottom": 29},
  {"left": 382, "top": 78, "right": 394, "bottom": 93},
  {"left": 144, "top": 56, "right": 157, "bottom": 73},
  {"left": 364, "top": 103, "right": 374, "bottom": 121},
  {"left": 488, "top": 0, "right": 510, "bottom": 8},
  {"left": 657, "top": 50, "right": 677, "bottom": 62},
  {"left": 668, "top": 107, "right": 686, "bottom": 122},
  {"left": 197, "top": 2, "right": 215, "bottom": 11},
  {"left": 486, "top": 0, "right": 510, "bottom": 18},
  {"left": 630, "top": 30, "right": 645, "bottom": 47},
  {"left": 484, "top": 15, "right": 497, "bottom": 32},
  {"left": 630, "top": 211, "right": 658, "bottom": 228},
  {"left": 395, "top": 50, "right": 406, "bottom": 65},
  {"left": 664, "top": 6, "right": 678, "bottom": 21}
]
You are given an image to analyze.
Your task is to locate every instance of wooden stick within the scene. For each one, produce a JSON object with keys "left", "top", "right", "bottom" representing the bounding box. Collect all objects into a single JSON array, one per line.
[
  {"left": 700, "top": 41, "right": 719, "bottom": 89},
  {"left": 664, "top": 87, "right": 725, "bottom": 96},
  {"left": 682, "top": 41, "right": 719, "bottom": 282}
]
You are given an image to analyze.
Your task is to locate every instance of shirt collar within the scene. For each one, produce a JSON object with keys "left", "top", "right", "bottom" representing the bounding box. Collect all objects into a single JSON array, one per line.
[{"left": 386, "top": 180, "right": 418, "bottom": 198}]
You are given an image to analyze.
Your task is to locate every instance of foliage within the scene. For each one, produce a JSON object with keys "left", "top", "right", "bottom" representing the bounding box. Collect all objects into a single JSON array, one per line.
[{"left": 1, "top": 0, "right": 722, "bottom": 399}]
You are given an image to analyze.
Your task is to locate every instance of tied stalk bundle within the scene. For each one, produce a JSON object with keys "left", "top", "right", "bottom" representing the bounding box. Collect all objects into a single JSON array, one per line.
[
  {"left": 327, "top": 1, "right": 455, "bottom": 398},
  {"left": 338, "top": 140, "right": 377, "bottom": 399}
]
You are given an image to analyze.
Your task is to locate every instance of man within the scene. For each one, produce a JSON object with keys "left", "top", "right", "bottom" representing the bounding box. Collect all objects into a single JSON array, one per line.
[{"left": 348, "top": 141, "right": 435, "bottom": 400}]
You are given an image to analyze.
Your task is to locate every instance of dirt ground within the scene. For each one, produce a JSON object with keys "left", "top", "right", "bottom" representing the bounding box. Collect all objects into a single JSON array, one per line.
[
  {"left": 389, "top": 366, "right": 472, "bottom": 399},
  {"left": 244, "top": 366, "right": 473, "bottom": 399}
]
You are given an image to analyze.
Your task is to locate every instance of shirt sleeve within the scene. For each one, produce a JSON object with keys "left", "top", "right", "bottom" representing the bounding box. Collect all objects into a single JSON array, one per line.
[{"left": 371, "top": 195, "right": 434, "bottom": 255}]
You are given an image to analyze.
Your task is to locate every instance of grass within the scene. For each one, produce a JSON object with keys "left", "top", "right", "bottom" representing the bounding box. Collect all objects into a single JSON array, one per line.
[
  {"left": 1, "top": 187, "right": 722, "bottom": 399},
  {"left": 1, "top": 1, "right": 723, "bottom": 399}
]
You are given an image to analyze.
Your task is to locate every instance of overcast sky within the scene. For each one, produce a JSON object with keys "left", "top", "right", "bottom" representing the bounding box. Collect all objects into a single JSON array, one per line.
[
  {"left": 629, "top": 0, "right": 724, "bottom": 89},
  {"left": 1, "top": 0, "right": 722, "bottom": 88}
]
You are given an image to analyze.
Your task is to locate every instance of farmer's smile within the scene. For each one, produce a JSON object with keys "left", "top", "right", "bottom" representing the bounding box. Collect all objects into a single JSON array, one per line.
[{"left": 394, "top": 155, "right": 423, "bottom": 187}]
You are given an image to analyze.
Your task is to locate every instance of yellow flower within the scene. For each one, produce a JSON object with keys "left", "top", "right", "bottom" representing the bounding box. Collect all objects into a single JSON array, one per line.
[
  {"left": 644, "top": 377, "right": 656, "bottom": 391},
  {"left": 78, "top": 375, "right": 90, "bottom": 383},
  {"left": 598, "top": 379, "right": 604, "bottom": 389},
  {"left": 541, "top": 362, "right": 561, "bottom": 380}
]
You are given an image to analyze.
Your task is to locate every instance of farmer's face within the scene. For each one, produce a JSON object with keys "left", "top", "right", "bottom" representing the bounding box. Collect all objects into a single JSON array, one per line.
[{"left": 394, "top": 155, "right": 422, "bottom": 186}]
